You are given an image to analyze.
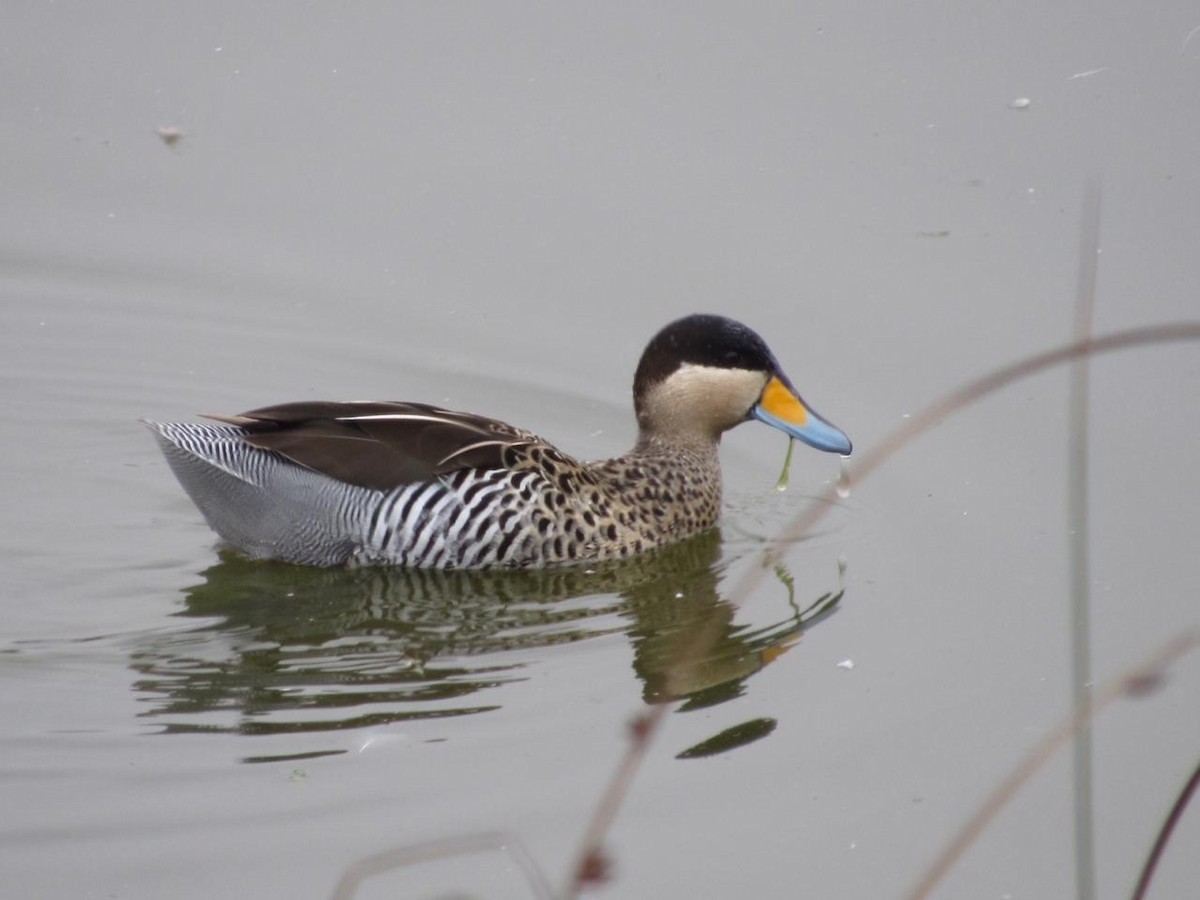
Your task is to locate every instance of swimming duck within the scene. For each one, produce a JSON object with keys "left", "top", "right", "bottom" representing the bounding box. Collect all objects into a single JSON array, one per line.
[{"left": 146, "top": 314, "right": 851, "bottom": 568}]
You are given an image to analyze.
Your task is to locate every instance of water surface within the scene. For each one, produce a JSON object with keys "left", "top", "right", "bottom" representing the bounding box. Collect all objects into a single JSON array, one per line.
[{"left": 3, "top": 4, "right": 1198, "bottom": 898}]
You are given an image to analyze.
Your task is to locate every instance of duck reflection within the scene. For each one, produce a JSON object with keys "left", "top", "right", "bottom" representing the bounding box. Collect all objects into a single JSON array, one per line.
[{"left": 131, "top": 530, "right": 841, "bottom": 739}]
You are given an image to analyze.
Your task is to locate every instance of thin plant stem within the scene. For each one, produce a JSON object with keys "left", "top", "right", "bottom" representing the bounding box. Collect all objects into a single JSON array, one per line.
[
  {"left": 1069, "top": 178, "right": 1101, "bottom": 900},
  {"left": 1130, "top": 758, "right": 1200, "bottom": 900},
  {"left": 901, "top": 633, "right": 1198, "bottom": 900},
  {"left": 563, "top": 710, "right": 665, "bottom": 897}
]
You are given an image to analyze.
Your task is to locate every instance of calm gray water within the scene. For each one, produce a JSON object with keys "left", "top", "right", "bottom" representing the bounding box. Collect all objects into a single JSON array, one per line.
[{"left": 2, "top": 4, "right": 1198, "bottom": 898}]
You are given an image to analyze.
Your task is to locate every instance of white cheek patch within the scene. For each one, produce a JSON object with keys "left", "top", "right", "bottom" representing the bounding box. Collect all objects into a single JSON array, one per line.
[
  {"left": 649, "top": 364, "right": 769, "bottom": 433},
  {"left": 668, "top": 363, "right": 767, "bottom": 402}
]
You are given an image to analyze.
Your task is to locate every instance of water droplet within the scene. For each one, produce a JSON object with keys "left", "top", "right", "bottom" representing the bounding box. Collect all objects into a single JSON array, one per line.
[{"left": 836, "top": 458, "right": 852, "bottom": 498}]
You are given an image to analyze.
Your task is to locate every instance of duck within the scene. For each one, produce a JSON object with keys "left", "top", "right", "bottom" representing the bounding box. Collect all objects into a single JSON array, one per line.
[{"left": 145, "top": 313, "right": 851, "bottom": 569}]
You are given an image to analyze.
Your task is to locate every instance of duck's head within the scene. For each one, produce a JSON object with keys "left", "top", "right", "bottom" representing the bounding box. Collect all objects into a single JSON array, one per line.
[{"left": 632, "top": 313, "right": 852, "bottom": 454}]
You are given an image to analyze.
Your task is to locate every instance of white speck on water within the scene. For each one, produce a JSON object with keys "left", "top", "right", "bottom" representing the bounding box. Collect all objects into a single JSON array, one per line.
[
  {"left": 1009, "top": 97, "right": 1032, "bottom": 109},
  {"left": 1069, "top": 67, "right": 1109, "bottom": 79},
  {"left": 155, "top": 125, "right": 183, "bottom": 146},
  {"left": 1182, "top": 24, "right": 1200, "bottom": 53},
  {"left": 674, "top": 592, "right": 685, "bottom": 599},
  {"left": 357, "top": 732, "right": 410, "bottom": 754},
  {"left": 837, "top": 659, "right": 855, "bottom": 670}
]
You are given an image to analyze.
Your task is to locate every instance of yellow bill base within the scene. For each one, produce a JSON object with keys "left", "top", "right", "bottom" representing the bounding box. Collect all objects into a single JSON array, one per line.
[{"left": 759, "top": 376, "right": 809, "bottom": 425}]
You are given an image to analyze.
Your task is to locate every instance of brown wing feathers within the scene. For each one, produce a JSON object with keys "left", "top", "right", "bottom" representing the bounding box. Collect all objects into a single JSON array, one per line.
[{"left": 203, "top": 401, "right": 532, "bottom": 491}]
